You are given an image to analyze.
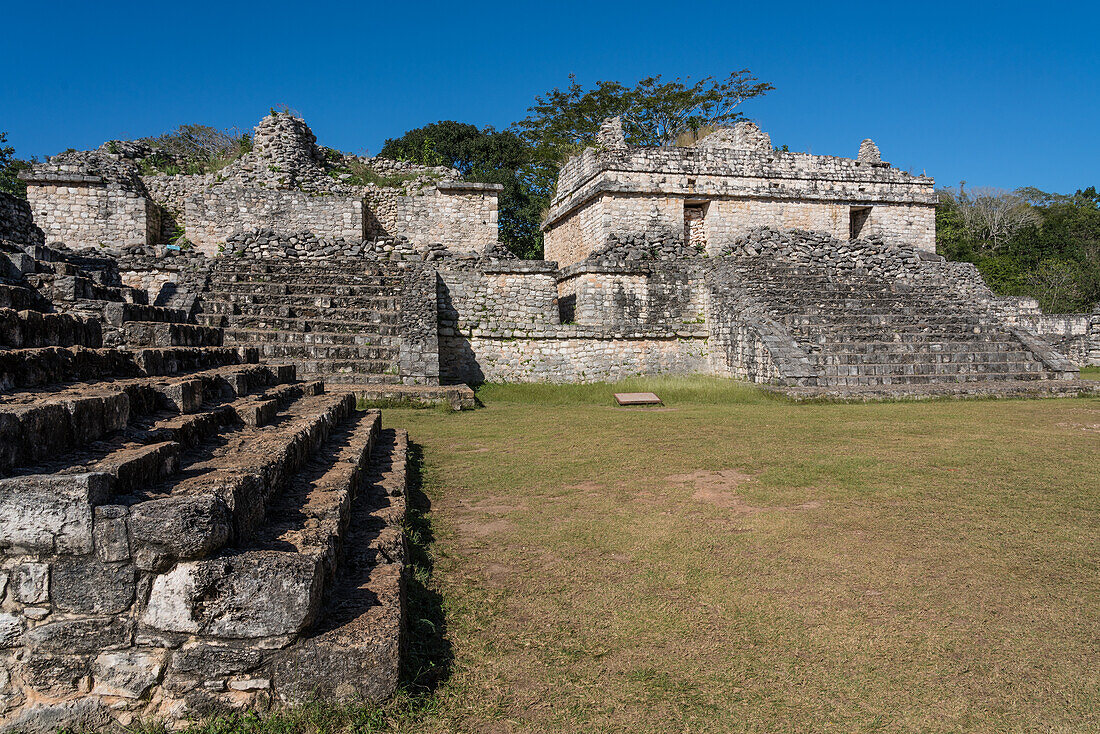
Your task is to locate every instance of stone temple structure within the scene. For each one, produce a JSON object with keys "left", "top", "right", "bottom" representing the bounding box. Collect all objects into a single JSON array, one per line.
[
  {"left": 22, "top": 112, "right": 502, "bottom": 256},
  {"left": 0, "top": 111, "right": 1097, "bottom": 730},
  {"left": 543, "top": 118, "right": 937, "bottom": 266}
]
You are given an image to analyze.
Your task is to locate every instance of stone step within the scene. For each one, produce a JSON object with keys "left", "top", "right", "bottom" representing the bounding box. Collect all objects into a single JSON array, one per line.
[
  {"left": 83, "top": 300, "right": 189, "bottom": 327},
  {"left": 201, "top": 292, "right": 401, "bottom": 313},
  {"left": 817, "top": 339, "right": 1029, "bottom": 354},
  {"left": 27, "top": 273, "right": 146, "bottom": 305},
  {"left": 197, "top": 313, "right": 400, "bottom": 336},
  {"left": 819, "top": 371, "right": 1052, "bottom": 386},
  {"left": 220, "top": 328, "right": 395, "bottom": 348},
  {"left": 208, "top": 264, "right": 400, "bottom": 279},
  {"left": 816, "top": 351, "right": 1041, "bottom": 366},
  {"left": 138, "top": 401, "right": 379, "bottom": 644},
  {"left": 123, "top": 391, "right": 357, "bottom": 571},
  {"left": 0, "top": 364, "right": 297, "bottom": 475},
  {"left": 300, "top": 371, "right": 404, "bottom": 385},
  {"left": 123, "top": 322, "right": 223, "bottom": 348},
  {"left": 0, "top": 282, "right": 52, "bottom": 311},
  {"left": 819, "top": 362, "right": 1047, "bottom": 378},
  {"left": 241, "top": 342, "right": 399, "bottom": 363},
  {"left": 783, "top": 314, "right": 984, "bottom": 328},
  {"left": 268, "top": 426, "right": 407, "bottom": 703},
  {"left": 205, "top": 281, "right": 401, "bottom": 299},
  {"left": 0, "top": 308, "right": 102, "bottom": 349},
  {"left": 279, "top": 358, "right": 402, "bottom": 380},
  {"left": 199, "top": 300, "right": 400, "bottom": 323}
]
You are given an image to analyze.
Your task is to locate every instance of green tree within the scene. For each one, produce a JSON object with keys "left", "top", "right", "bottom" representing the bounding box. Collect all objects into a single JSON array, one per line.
[
  {"left": 381, "top": 121, "right": 545, "bottom": 258},
  {"left": 513, "top": 72, "right": 773, "bottom": 196},
  {"left": 937, "top": 185, "right": 1100, "bottom": 312},
  {"left": 0, "top": 133, "right": 31, "bottom": 198}
]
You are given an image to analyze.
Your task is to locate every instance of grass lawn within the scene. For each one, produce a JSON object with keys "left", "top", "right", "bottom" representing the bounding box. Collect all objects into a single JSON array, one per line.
[{"left": 169, "top": 378, "right": 1100, "bottom": 734}]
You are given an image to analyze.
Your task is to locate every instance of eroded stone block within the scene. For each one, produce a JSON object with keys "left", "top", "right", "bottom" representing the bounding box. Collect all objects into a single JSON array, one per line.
[
  {"left": 26, "top": 617, "right": 132, "bottom": 654},
  {"left": 0, "top": 473, "right": 111, "bottom": 554},
  {"left": 13, "top": 563, "right": 49, "bottom": 604},
  {"left": 50, "top": 558, "right": 136, "bottom": 614},
  {"left": 91, "top": 650, "right": 166, "bottom": 699},
  {"left": 143, "top": 553, "right": 321, "bottom": 638}
]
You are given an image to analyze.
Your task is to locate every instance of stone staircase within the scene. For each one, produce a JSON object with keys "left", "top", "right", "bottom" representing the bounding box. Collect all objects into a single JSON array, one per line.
[
  {"left": 4, "top": 244, "right": 222, "bottom": 351},
  {"left": 195, "top": 261, "right": 407, "bottom": 385},
  {"left": 728, "top": 257, "right": 1076, "bottom": 387},
  {"left": 0, "top": 257, "right": 410, "bottom": 730}
]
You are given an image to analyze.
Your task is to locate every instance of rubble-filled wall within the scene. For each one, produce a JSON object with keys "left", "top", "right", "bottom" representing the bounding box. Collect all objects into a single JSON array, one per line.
[
  {"left": 544, "top": 120, "right": 936, "bottom": 266},
  {"left": 21, "top": 113, "right": 501, "bottom": 253}
]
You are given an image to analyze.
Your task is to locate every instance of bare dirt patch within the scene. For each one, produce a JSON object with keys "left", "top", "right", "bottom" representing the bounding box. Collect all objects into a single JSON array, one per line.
[{"left": 665, "top": 469, "right": 821, "bottom": 513}]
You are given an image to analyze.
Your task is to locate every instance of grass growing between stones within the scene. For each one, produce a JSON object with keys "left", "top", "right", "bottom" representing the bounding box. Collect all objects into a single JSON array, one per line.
[{"left": 157, "top": 377, "right": 1100, "bottom": 733}]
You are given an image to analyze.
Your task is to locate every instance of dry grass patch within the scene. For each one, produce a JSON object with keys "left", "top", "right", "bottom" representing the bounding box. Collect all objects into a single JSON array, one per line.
[{"left": 157, "top": 377, "right": 1100, "bottom": 733}]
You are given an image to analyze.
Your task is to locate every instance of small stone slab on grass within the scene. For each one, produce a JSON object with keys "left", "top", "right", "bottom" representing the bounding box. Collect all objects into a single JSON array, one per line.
[{"left": 614, "top": 392, "right": 662, "bottom": 406}]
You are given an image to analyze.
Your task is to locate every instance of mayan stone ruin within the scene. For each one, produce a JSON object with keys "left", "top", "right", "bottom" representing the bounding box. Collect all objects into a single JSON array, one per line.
[{"left": 0, "top": 110, "right": 1098, "bottom": 731}]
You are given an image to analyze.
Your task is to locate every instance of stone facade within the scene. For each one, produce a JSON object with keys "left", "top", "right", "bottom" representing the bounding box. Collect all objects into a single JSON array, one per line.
[
  {"left": 543, "top": 120, "right": 937, "bottom": 266},
  {"left": 22, "top": 113, "right": 501, "bottom": 256}
]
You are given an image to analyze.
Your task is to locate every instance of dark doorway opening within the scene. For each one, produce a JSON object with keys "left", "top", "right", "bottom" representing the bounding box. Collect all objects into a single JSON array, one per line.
[{"left": 849, "top": 206, "right": 872, "bottom": 239}]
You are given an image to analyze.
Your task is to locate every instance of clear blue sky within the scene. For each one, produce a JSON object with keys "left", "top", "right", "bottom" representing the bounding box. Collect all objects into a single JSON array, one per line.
[{"left": 3, "top": 0, "right": 1097, "bottom": 194}]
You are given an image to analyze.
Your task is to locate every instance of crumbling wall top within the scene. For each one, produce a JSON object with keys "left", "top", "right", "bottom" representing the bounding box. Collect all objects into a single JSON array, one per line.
[{"left": 694, "top": 120, "right": 772, "bottom": 152}]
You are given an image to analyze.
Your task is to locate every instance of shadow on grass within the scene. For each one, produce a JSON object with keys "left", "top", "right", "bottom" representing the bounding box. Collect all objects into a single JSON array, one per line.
[{"left": 401, "top": 440, "right": 453, "bottom": 694}]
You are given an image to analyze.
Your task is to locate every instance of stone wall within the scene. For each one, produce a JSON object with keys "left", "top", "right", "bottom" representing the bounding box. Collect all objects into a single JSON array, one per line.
[
  {"left": 544, "top": 120, "right": 936, "bottom": 265},
  {"left": 393, "top": 182, "right": 500, "bottom": 252},
  {"left": 1021, "top": 311, "right": 1099, "bottom": 366},
  {"left": 437, "top": 261, "right": 710, "bottom": 384},
  {"left": 183, "top": 186, "right": 364, "bottom": 255},
  {"left": 0, "top": 193, "right": 44, "bottom": 247},
  {"left": 24, "top": 177, "right": 157, "bottom": 248},
  {"left": 22, "top": 113, "right": 501, "bottom": 254}
]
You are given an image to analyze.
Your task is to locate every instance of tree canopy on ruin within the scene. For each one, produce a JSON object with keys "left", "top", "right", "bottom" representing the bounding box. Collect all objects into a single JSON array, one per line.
[
  {"left": 512, "top": 73, "right": 774, "bottom": 187},
  {"left": 380, "top": 121, "right": 545, "bottom": 259}
]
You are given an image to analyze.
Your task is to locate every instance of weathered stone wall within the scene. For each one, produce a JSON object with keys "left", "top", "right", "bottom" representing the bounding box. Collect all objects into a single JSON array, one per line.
[
  {"left": 183, "top": 186, "right": 364, "bottom": 255},
  {"left": 544, "top": 121, "right": 936, "bottom": 265},
  {"left": 437, "top": 261, "right": 709, "bottom": 384},
  {"left": 1021, "top": 311, "right": 1098, "bottom": 366},
  {"left": 393, "top": 183, "right": 499, "bottom": 252},
  {"left": 23, "top": 114, "right": 501, "bottom": 253},
  {"left": 0, "top": 192, "right": 44, "bottom": 247},
  {"left": 557, "top": 263, "right": 706, "bottom": 328},
  {"left": 24, "top": 178, "right": 156, "bottom": 248}
]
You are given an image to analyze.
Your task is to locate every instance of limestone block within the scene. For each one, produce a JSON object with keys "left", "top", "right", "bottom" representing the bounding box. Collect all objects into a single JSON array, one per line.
[
  {"left": 143, "top": 553, "right": 322, "bottom": 638},
  {"left": 13, "top": 563, "right": 49, "bottom": 604},
  {"left": 0, "top": 699, "right": 111, "bottom": 734},
  {"left": 0, "top": 473, "right": 112, "bottom": 554},
  {"left": 127, "top": 494, "right": 232, "bottom": 571},
  {"left": 91, "top": 650, "right": 166, "bottom": 698},
  {"left": 26, "top": 617, "right": 132, "bottom": 654},
  {"left": 93, "top": 505, "right": 131, "bottom": 563},
  {"left": 0, "top": 614, "right": 24, "bottom": 648},
  {"left": 49, "top": 558, "right": 136, "bottom": 614},
  {"left": 21, "top": 654, "right": 91, "bottom": 696},
  {"left": 170, "top": 644, "right": 262, "bottom": 677}
]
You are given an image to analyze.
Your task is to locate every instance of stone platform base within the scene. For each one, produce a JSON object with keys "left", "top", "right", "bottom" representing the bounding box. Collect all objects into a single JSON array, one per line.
[
  {"left": 349, "top": 384, "right": 477, "bottom": 410},
  {"left": 766, "top": 379, "right": 1100, "bottom": 402}
]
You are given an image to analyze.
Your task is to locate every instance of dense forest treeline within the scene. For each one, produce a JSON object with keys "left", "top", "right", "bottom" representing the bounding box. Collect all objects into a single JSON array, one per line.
[
  {"left": 936, "top": 185, "right": 1100, "bottom": 313},
  {"left": 2, "top": 76, "right": 1097, "bottom": 313}
]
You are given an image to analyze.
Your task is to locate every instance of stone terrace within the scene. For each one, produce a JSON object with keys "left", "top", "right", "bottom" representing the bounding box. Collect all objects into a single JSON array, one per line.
[{"left": 0, "top": 219, "right": 412, "bottom": 730}]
